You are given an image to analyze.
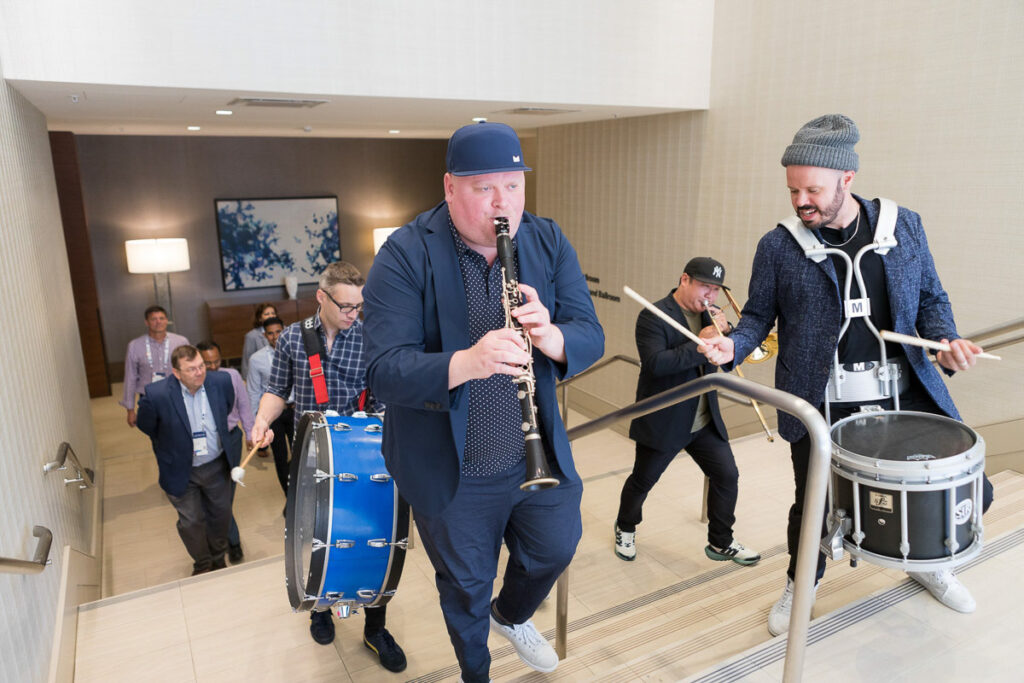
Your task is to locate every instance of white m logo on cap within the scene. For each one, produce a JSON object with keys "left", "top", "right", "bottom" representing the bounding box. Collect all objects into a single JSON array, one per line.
[{"left": 513, "top": 155, "right": 521, "bottom": 162}]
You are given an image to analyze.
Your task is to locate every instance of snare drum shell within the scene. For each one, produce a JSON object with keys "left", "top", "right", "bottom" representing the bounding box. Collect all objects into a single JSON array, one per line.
[
  {"left": 831, "top": 474, "right": 975, "bottom": 560},
  {"left": 828, "top": 410, "right": 984, "bottom": 563}
]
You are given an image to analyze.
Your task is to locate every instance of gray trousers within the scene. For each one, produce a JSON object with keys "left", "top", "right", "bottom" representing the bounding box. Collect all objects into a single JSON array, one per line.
[{"left": 166, "top": 454, "right": 232, "bottom": 570}]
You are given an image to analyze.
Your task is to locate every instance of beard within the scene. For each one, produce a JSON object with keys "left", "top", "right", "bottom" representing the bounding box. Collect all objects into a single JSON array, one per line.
[{"left": 797, "top": 176, "right": 845, "bottom": 229}]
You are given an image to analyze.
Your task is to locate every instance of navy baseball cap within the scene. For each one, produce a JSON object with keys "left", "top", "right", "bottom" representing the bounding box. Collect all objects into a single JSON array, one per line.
[{"left": 446, "top": 122, "right": 532, "bottom": 176}]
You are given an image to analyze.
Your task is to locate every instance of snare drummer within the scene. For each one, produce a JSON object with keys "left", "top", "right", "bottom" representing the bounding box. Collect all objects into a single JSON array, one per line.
[
  {"left": 699, "top": 114, "right": 994, "bottom": 636},
  {"left": 250, "top": 261, "right": 407, "bottom": 673}
]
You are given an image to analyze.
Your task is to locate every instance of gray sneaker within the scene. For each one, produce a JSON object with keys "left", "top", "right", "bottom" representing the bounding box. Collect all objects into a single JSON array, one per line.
[{"left": 705, "top": 540, "right": 761, "bottom": 566}]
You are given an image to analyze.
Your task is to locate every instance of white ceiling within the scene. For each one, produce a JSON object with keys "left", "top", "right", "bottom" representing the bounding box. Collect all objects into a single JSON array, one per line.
[{"left": 10, "top": 81, "right": 690, "bottom": 139}]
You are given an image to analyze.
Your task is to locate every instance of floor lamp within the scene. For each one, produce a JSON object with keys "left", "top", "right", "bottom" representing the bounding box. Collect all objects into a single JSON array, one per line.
[{"left": 125, "top": 238, "right": 191, "bottom": 329}]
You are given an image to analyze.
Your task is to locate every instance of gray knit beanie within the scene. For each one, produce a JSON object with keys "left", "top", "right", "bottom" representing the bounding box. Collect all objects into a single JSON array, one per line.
[{"left": 781, "top": 114, "right": 860, "bottom": 171}]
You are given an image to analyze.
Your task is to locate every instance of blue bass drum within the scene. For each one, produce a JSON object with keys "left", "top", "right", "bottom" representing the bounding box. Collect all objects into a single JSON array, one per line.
[{"left": 285, "top": 411, "right": 409, "bottom": 615}]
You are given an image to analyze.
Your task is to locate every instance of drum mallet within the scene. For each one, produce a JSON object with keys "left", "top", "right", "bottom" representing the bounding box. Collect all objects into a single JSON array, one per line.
[
  {"left": 879, "top": 330, "right": 1001, "bottom": 361},
  {"left": 230, "top": 441, "right": 265, "bottom": 486}
]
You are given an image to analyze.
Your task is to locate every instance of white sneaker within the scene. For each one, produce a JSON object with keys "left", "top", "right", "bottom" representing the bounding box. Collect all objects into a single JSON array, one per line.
[
  {"left": 614, "top": 524, "right": 636, "bottom": 561},
  {"left": 908, "top": 570, "right": 976, "bottom": 613},
  {"left": 705, "top": 540, "right": 761, "bottom": 566},
  {"left": 767, "top": 578, "right": 818, "bottom": 636},
  {"left": 489, "top": 612, "right": 558, "bottom": 673}
]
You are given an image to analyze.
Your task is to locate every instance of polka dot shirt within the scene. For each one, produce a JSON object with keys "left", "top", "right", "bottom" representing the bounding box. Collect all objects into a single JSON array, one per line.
[{"left": 449, "top": 219, "right": 527, "bottom": 477}]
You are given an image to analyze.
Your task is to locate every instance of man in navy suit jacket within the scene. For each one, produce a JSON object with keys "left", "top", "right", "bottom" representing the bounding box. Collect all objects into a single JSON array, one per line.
[
  {"left": 700, "top": 114, "right": 993, "bottom": 636},
  {"left": 137, "top": 344, "right": 236, "bottom": 575},
  {"left": 614, "top": 257, "right": 760, "bottom": 568},
  {"left": 364, "top": 122, "right": 604, "bottom": 682}
]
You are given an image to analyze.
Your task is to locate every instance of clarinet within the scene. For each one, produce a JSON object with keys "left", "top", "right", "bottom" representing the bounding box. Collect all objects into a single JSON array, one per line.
[{"left": 495, "top": 217, "right": 560, "bottom": 491}]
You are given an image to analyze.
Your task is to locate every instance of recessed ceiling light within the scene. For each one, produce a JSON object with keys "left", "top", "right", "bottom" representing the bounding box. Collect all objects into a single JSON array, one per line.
[
  {"left": 388, "top": 129, "right": 400, "bottom": 134},
  {"left": 472, "top": 117, "right": 487, "bottom": 122},
  {"left": 215, "top": 110, "right": 233, "bottom": 116},
  {"left": 187, "top": 126, "right": 201, "bottom": 131}
]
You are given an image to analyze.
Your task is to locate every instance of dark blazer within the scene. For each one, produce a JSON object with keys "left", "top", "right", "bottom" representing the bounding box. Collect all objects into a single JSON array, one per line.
[
  {"left": 629, "top": 292, "right": 729, "bottom": 452},
  {"left": 363, "top": 202, "right": 605, "bottom": 516},
  {"left": 137, "top": 372, "right": 235, "bottom": 497},
  {"left": 729, "top": 194, "right": 962, "bottom": 442}
]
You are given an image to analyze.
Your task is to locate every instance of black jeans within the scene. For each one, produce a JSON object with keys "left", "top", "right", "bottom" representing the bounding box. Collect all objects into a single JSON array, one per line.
[
  {"left": 165, "top": 454, "right": 233, "bottom": 570},
  {"left": 272, "top": 404, "right": 295, "bottom": 494},
  {"left": 618, "top": 425, "right": 739, "bottom": 548},
  {"left": 786, "top": 382, "right": 995, "bottom": 581}
]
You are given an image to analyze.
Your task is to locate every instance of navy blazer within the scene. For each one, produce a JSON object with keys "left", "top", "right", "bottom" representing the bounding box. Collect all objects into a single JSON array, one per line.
[
  {"left": 730, "top": 194, "right": 961, "bottom": 442},
  {"left": 137, "top": 372, "right": 235, "bottom": 497},
  {"left": 363, "top": 202, "right": 605, "bottom": 516},
  {"left": 629, "top": 292, "right": 728, "bottom": 452}
]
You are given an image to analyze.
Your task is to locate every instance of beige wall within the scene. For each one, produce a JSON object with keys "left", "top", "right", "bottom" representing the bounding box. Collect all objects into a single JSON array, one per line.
[
  {"left": 536, "top": 0, "right": 1024, "bottom": 433},
  {"left": 0, "top": 61, "right": 99, "bottom": 681}
]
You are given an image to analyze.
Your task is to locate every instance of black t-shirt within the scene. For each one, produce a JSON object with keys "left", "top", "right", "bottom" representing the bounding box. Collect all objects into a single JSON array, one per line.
[{"left": 818, "top": 206, "right": 903, "bottom": 364}]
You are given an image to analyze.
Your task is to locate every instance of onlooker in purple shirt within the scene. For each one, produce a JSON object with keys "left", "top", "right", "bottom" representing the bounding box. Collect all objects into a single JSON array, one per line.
[
  {"left": 121, "top": 306, "right": 189, "bottom": 427},
  {"left": 197, "top": 340, "right": 254, "bottom": 565}
]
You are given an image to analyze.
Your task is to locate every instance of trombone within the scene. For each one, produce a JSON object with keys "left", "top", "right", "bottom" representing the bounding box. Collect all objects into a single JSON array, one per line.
[
  {"left": 703, "top": 299, "right": 775, "bottom": 442},
  {"left": 722, "top": 289, "right": 778, "bottom": 364}
]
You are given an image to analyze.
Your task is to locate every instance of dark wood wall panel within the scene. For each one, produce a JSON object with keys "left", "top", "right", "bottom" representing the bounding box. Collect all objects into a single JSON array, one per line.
[{"left": 49, "top": 131, "right": 111, "bottom": 397}]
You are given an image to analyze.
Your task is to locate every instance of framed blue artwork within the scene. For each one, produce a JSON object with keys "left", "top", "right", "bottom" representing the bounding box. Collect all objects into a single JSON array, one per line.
[{"left": 214, "top": 196, "right": 340, "bottom": 291}]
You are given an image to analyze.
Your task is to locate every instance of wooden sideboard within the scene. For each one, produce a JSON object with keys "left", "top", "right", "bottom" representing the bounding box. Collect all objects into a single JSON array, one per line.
[{"left": 206, "top": 297, "right": 319, "bottom": 360}]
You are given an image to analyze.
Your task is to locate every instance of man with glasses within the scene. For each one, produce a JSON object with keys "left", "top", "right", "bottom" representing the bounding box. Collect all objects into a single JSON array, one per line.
[
  {"left": 250, "top": 261, "right": 406, "bottom": 673},
  {"left": 137, "top": 345, "right": 235, "bottom": 575}
]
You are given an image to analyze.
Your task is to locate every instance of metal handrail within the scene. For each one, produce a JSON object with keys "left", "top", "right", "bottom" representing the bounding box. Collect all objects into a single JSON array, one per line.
[
  {"left": 43, "top": 442, "right": 95, "bottom": 490},
  {"left": 556, "top": 373, "right": 830, "bottom": 683},
  {"left": 0, "top": 526, "right": 53, "bottom": 574},
  {"left": 557, "top": 354, "right": 641, "bottom": 425},
  {"left": 964, "top": 315, "right": 1024, "bottom": 343}
]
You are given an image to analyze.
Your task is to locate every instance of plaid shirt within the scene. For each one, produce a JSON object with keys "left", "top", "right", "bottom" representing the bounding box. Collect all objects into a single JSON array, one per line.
[{"left": 266, "top": 312, "right": 382, "bottom": 434}]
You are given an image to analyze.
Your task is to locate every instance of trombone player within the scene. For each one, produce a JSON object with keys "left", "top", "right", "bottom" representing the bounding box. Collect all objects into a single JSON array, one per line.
[{"left": 615, "top": 257, "right": 761, "bottom": 567}]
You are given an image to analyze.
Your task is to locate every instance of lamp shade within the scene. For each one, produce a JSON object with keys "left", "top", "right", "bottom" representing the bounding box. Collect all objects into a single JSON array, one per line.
[
  {"left": 125, "top": 238, "right": 191, "bottom": 273},
  {"left": 373, "top": 227, "right": 400, "bottom": 255}
]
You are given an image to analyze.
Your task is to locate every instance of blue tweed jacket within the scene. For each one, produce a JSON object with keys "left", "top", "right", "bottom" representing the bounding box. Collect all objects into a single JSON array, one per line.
[{"left": 730, "top": 194, "right": 961, "bottom": 442}]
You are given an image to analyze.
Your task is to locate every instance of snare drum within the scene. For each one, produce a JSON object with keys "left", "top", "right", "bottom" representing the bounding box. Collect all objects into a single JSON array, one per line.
[
  {"left": 827, "top": 410, "right": 985, "bottom": 571},
  {"left": 284, "top": 411, "right": 409, "bottom": 615}
]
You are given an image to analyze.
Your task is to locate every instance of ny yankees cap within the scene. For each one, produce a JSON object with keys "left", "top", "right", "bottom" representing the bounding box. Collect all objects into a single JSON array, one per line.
[
  {"left": 684, "top": 256, "right": 729, "bottom": 290},
  {"left": 446, "top": 122, "right": 532, "bottom": 176}
]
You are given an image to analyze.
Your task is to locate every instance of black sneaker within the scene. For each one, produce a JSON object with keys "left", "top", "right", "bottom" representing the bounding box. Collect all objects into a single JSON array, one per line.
[
  {"left": 309, "top": 610, "right": 335, "bottom": 645},
  {"left": 363, "top": 628, "right": 407, "bottom": 672},
  {"left": 228, "top": 543, "right": 244, "bottom": 564}
]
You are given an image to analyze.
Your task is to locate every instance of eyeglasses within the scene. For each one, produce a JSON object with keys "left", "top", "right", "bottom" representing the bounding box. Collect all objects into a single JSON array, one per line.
[{"left": 319, "top": 288, "right": 363, "bottom": 314}]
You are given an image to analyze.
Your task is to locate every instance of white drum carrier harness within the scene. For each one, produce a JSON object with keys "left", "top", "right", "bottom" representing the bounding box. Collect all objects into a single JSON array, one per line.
[{"left": 780, "top": 198, "right": 907, "bottom": 423}]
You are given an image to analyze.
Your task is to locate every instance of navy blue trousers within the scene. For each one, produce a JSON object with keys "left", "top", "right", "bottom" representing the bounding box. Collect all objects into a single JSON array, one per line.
[{"left": 414, "top": 464, "right": 582, "bottom": 683}]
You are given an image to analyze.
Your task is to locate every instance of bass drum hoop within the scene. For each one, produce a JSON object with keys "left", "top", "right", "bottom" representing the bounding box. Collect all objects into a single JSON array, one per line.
[{"left": 284, "top": 411, "right": 330, "bottom": 611}]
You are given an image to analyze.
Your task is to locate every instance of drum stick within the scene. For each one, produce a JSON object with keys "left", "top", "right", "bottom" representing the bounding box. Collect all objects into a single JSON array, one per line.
[
  {"left": 879, "top": 330, "right": 1001, "bottom": 360},
  {"left": 623, "top": 286, "right": 707, "bottom": 349},
  {"left": 230, "top": 442, "right": 264, "bottom": 486}
]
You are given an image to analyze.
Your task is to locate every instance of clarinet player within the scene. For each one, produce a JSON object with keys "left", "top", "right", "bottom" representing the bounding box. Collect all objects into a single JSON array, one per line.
[{"left": 363, "top": 121, "right": 604, "bottom": 682}]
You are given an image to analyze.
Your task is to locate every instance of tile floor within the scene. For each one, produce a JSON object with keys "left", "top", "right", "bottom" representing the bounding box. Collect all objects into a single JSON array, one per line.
[{"left": 77, "top": 385, "right": 1024, "bottom": 682}]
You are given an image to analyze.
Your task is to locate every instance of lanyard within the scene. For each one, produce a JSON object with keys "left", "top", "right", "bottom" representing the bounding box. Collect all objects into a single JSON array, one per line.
[
  {"left": 146, "top": 337, "right": 170, "bottom": 372},
  {"left": 187, "top": 386, "right": 208, "bottom": 431}
]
